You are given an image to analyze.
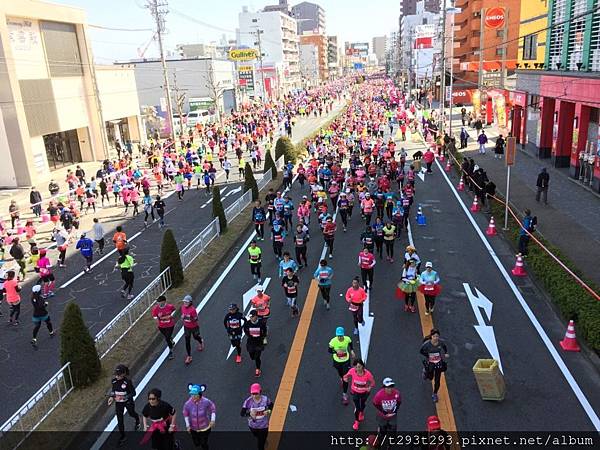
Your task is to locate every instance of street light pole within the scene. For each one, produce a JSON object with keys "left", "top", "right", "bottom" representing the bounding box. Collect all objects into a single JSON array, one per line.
[{"left": 439, "top": 0, "right": 448, "bottom": 134}]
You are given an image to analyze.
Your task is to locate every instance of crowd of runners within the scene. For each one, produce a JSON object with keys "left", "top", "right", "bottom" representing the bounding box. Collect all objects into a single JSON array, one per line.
[{"left": 115, "top": 78, "right": 455, "bottom": 450}]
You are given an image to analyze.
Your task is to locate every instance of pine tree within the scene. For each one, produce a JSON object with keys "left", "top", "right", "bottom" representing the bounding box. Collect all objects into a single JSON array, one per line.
[
  {"left": 212, "top": 185, "right": 227, "bottom": 233},
  {"left": 244, "top": 162, "right": 259, "bottom": 201},
  {"left": 160, "top": 228, "right": 184, "bottom": 288},
  {"left": 264, "top": 148, "right": 277, "bottom": 179},
  {"left": 60, "top": 302, "right": 101, "bottom": 388}
]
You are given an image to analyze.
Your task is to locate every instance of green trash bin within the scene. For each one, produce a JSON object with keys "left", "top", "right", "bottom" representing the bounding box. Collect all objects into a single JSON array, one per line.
[{"left": 473, "top": 359, "right": 505, "bottom": 401}]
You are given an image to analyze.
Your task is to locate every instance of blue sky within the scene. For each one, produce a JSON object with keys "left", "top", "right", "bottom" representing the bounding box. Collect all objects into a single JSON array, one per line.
[{"left": 49, "top": 0, "right": 399, "bottom": 63}]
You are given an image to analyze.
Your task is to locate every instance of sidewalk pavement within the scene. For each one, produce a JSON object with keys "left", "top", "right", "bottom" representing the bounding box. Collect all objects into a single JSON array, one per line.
[{"left": 456, "top": 126, "right": 600, "bottom": 287}]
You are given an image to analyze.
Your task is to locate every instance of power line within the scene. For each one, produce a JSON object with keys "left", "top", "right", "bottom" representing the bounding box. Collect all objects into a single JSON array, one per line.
[{"left": 88, "top": 24, "right": 154, "bottom": 32}]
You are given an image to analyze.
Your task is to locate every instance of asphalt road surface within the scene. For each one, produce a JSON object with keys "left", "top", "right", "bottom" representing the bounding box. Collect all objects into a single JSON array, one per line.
[
  {"left": 91, "top": 131, "right": 600, "bottom": 450},
  {"left": 1, "top": 102, "right": 346, "bottom": 427}
]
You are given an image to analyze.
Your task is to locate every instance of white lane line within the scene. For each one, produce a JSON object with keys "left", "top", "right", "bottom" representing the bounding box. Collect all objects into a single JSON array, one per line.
[
  {"left": 434, "top": 157, "right": 600, "bottom": 431},
  {"left": 200, "top": 187, "right": 228, "bottom": 208},
  {"left": 60, "top": 231, "right": 143, "bottom": 289}
]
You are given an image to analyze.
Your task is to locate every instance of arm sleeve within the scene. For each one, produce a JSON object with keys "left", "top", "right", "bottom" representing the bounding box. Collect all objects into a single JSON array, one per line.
[
  {"left": 240, "top": 407, "right": 249, "bottom": 417},
  {"left": 347, "top": 341, "right": 354, "bottom": 352}
]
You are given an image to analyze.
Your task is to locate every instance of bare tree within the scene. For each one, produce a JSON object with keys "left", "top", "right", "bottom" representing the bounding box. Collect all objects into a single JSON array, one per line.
[
  {"left": 172, "top": 70, "right": 186, "bottom": 137},
  {"left": 205, "top": 60, "right": 225, "bottom": 125}
]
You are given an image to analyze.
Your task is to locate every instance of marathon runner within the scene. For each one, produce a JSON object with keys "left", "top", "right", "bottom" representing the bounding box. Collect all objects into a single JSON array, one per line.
[
  {"left": 247, "top": 240, "right": 262, "bottom": 284},
  {"left": 345, "top": 277, "right": 367, "bottom": 335},
  {"left": 183, "top": 384, "right": 216, "bottom": 450},
  {"left": 181, "top": 295, "right": 204, "bottom": 365},
  {"left": 241, "top": 383, "right": 273, "bottom": 450},
  {"left": 358, "top": 247, "right": 376, "bottom": 291},
  {"left": 329, "top": 326, "right": 355, "bottom": 405},
  {"left": 243, "top": 310, "right": 267, "bottom": 377},
  {"left": 420, "top": 329, "right": 449, "bottom": 403},
  {"left": 107, "top": 364, "right": 140, "bottom": 447},
  {"left": 151, "top": 295, "right": 176, "bottom": 360},
  {"left": 281, "top": 268, "right": 300, "bottom": 317},
  {"left": 314, "top": 259, "right": 333, "bottom": 310},
  {"left": 293, "top": 223, "right": 309, "bottom": 269},
  {"left": 342, "top": 359, "right": 375, "bottom": 431},
  {"left": 337, "top": 192, "right": 350, "bottom": 231},
  {"left": 116, "top": 248, "right": 135, "bottom": 300},
  {"left": 252, "top": 200, "right": 267, "bottom": 241},
  {"left": 30, "top": 285, "right": 54, "bottom": 346},
  {"left": 323, "top": 215, "right": 337, "bottom": 258},
  {"left": 400, "top": 259, "right": 420, "bottom": 313},
  {"left": 224, "top": 303, "right": 245, "bottom": 364},
  {"left": 278, "top": 252, "right": 298, "bottom": 278},
  {"left": 419, "top": 262, "right": 441, "bottom": 315},
  {"left": 141, "top": 388, "right": 176, "bottom": 449},
  {"left": 75, "top": 232, "right": 94, "bottom": 273},
  {"left": 372, "top": 377, "right": 401, "bottom": 438}
]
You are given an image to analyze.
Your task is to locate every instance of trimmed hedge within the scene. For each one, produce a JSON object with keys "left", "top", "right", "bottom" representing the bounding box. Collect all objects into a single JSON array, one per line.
[
  {"left": 275, "top": 136, "right": 297, "bottom": 164},
  {"left": 160, "top": 228, "right": 184, "bottom": 288},
  {"left": 244, "top": 162, "right": 259, "bottom": 201},
  {"left": 212, "top": 185, "right": 227, "bottom": 233},
  {"left": 264, "top": 148, "right": 278, "bottom": 179}
]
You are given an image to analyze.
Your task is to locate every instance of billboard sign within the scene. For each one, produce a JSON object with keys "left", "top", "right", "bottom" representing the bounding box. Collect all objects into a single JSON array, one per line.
[
  {"left": 228, "top": 48, "right": 258, "bottom": 61},
  {"left": 485, "top": 7, "right": 506, "bottom": 29}
]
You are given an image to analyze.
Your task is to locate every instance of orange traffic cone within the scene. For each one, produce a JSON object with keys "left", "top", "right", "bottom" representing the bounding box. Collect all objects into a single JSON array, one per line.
[
  {"left": 511, "top": 254, "right": 527, "bottom": 277},
  {"left": 559, "top": 320, "right": 581, "bottom": 352},
  {"left": 486, "top": 216, "right": 497, "bottom": 236},
  {"left": 445, "top": 160, "right": 451, "bottom": 172},
  {"left": 457, "top": 177, "right": 465, "bottom": 191},
  {"left": 470, "top": 196, "right": 480, "bottom": 212}
]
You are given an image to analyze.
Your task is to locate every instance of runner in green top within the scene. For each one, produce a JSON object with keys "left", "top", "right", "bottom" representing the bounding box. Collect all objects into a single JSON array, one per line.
[
  {"left": 328, "top": 327, "right": 355, "bottom": 405},
  {"left": 247, "top": 240, "right": 262, "bottom": 284}
]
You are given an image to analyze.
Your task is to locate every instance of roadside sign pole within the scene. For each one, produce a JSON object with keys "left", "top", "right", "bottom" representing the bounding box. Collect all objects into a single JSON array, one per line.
[
  {"left": 504, "top": 165, "right": 511, "bottom": 230},
  {"left": 504, "top": 136, "right": 516, "bottom": 230}
]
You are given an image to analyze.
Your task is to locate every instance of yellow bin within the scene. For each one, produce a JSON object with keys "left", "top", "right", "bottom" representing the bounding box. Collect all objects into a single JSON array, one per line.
[
  {"left": 413, "top": 159, "right": 422, "bottom": 172},
  {"left": 473, "top": 359, "right": 505, "bottom": 401}
]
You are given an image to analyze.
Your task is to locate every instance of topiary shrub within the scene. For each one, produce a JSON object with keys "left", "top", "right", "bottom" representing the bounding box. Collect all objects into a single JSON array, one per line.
[
  {"left": 275, "top": 136, "right": 297, "bottom": 164},
  {"left": 244, "top": 162, "right": 259, "bottom": 201},
  {"left": 160, "top": 228, "right": 184, "bottom": 288},
  {"left": 264, "top": 148, "right": 277, "bottom": 179},
  {"left": 212, "top": 185, "right": 227, "bottom": 233},
  {"left": 60, "top": 302, "right": 101, "bottom": 388}
]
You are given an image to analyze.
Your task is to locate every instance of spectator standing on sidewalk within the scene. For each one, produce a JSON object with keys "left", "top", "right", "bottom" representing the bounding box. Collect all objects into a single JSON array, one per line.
[
  {"left": 460, "top": 127, "right": 469, "bottom": 149},
  {"left": 494, "top": 135, "right": 505, "bottom": 159},
  {"left": 477, "top": 131, "right": 488, "bottom": 154},
  {"left": 536, "top": 168, "right": 550, "bottom": 204},
  {"left": 9, "top": 200, "right": 19, "bottom": 229},
  {"left": 30, "top": 187, "right": 42, "bottom": 217},
  {"left": 48, "top": 179, "right": 59, "bottom": 196}
]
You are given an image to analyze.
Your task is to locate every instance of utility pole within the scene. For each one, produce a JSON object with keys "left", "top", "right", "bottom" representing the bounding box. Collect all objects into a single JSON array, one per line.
[
  {"left": 252, "top": 27, "right": 267, "bottom": 101},
  {"left": 500, "top": 8, "right": 509, "bottom": 90},
  {"left": 439, "top": 0, "right": 447, "bottom": 135},
  {"left": 478, "top": 8, "right": 485, "bottom": 94},
  {"left": 171, "top": 70, "right": 186, "bottom": 137},
  {"left": 448, "top": 1, "right": 456, "bottom": 137},
  {"left": 147, "top": 0, "right": 175, "bottom": 142}
]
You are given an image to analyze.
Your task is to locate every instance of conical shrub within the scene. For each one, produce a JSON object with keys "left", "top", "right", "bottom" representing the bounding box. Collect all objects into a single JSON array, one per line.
[{"left": 160, "top": 228, "right": 184, "bottom": 288}]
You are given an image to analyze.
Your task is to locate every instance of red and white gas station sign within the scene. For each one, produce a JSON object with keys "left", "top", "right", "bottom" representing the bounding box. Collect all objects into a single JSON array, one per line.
[{"left": 485, "top": 7, "right": 506, "bottom": 29}]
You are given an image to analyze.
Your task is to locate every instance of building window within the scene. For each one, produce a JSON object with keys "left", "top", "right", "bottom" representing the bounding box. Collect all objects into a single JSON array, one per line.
[
  {"left": 252, "top": 18, "right": 258, "bottom": 23},
  {"left": 496, "top": 48, "right": 504, "bottom": 56},
  {"left": 40, "top": 21, "right": 83, "bottom": 77},
  {"left": 523, "top": 34, "right": 538, "bottom": 60}
]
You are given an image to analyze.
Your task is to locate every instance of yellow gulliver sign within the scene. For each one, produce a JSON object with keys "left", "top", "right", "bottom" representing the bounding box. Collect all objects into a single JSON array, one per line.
[{"left": 229, "top": 48, "right": 258, "bottom": 61}]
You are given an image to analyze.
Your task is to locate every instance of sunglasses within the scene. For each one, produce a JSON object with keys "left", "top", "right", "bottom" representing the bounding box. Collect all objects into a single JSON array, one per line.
[{"left": 148, "top": 397, "right": 158, "bottom": 401}]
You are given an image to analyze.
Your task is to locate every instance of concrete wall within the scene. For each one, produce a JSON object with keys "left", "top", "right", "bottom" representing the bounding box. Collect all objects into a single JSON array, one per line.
[{"left": 96, "top": 66, "right": 141, "bottom": 121}]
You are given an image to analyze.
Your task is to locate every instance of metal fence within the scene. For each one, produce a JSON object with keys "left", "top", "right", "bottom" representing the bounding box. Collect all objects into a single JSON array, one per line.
[
  {"left": 0, "top": 363, "right": 74, "bottom": 447},
  {"left": 94, "top": 267, "right": 173, "bottom": 359},
  {"left": 179, "top": 218, "right": 221, "bottom": 270},
  {"left": 257, "top": 169, "right": 273, "bottom": 191},
  {"left": 224, "top": 189, "right": 252, "bottom": 223},
  {"left": 275, "top": 155, "right": 285, "bottom": 171}
]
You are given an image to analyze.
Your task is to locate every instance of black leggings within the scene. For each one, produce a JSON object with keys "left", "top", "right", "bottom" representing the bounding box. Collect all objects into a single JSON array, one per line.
[
  {"left": 319, "top": 285, "right": 331, "bottom": 303},
  {"left": 384, "top": 240, "right": 394, "bottom": 258},
  {"left": 250, "top": 427, "right": 268, "bottom": 450},
  {"left": 339, "top": 210, "right": 348, "bottom": 228},
  {"left": 33, "top": 317, "right": 53, "bottom": 338},
  {"left": 9, "top": 303, "right": 20, "bottom": 321},
  {"left": 248, "top": 348, "right": 262, "bottom": 369},
  {"left": 250, "top": 263, "right": 261, "bottom": 280},
  {"left": 254, "top": 223, "right": 264, "bottom": 239},
  {"left": 404, "top": 292, "right": 416, "bottom": 306},
  {"left": 325, "top": 237, "right": 335, "bottom": 254},
  {"left": 334, "top": 360, "right": 350, "bottom": 393},
  {"left": 184, "top": 326, "right": 203, "bottom": 356},
  {"left": 295, "top": 246, "right": 307, "bottom": 266},
  {"left": 425, "top": 295, "right": 436, "bottom": 311},
  {"left": 115, "top": 401, "right": 139, "bottom": 438},
  {"left": 191, "top": 429, "right": 211, "bottom": 450},
  {"left": 374, "top": 238, "right": 383, "bottom": 258},
  {"left": 144, "top": 210, "right": 155, "bottom": 222},
  {"left": 159, "top": 326, "right": 174, "bottom": 350},
  {"left": 351, "top": 305, "right": 364, "bottom": 328},
  {"left": 360, "top": 268, "right": 373, "bottom": 289},
  {"left": 230, "top": 335, "right": 242, "bottom": 356},
  {"left": 273, "top": 241, "right": 283, "bottom": 258},
  {"left": 352, "top": 392, "right": 370, "bottom": 419},
  {"left": 121, "top": 271, "right": 134, "bottom": 294}
]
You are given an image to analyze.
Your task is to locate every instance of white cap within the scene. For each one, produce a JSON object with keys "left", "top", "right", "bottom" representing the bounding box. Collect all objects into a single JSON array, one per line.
[
  {"left": 425, "top": 262, "right": 433, "bottom": 268},
  {"left": 382, "top": 377, "right": 395, "bottom": 387},
  {"left": 256, "top": 285, "right": 264, "bottom": 292},
  {"left": 32, "top": 285, "right": 42, "bottom": 293}
]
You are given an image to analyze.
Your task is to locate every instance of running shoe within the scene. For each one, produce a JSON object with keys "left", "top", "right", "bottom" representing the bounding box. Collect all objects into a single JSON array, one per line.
[
  {"left": 410, "top": 305, "right": 417, "bottom": 313},
  {"left": 353, "top": 327, "right": 359, "bottom": 335},
  {"left": 184, "top": 356, "right": 192, "bottom": 365},
  {"left": 197, "top": 342, "right": 204, "bottom": 352},
  {"left": 342, "top": 393, "right": 349, "bottom": 405},
  {"left": 263, "top": 337, "right": 268, "bottom": 345},
  {"left": 432, "top": 393, "right": 438, "bottom": 403},
  {"left": 235, "top": 355, "right": 242, "bottom": 364},
  {"left": 30, "top": 338, "right": 37, "bottom": 346},
  {"left": 326, "top": 302, "right": 330, "bottom": 311},
  {"left": 358, "top": 411, "right": 364, "bottom": 422},
  {"left": 134, "top": 421, "right": 141, "bottom": 431},
  {"left": 168, "top": 351, "right": 174, "bottom": 360},
  {"left": 127, "top": 294, "right": 134, "bottom": 300},
  {"left": 352, "top": 420, "right": 359, "bottom": 431},
  {"left": 49, "top": 331, "right": 55, "bottom": 337},
  {"left": 425, "top": 309, "right": 430, "bottom": 316},
  {"left": 255, "top": 369, "right": 261, "bottom": 377}
]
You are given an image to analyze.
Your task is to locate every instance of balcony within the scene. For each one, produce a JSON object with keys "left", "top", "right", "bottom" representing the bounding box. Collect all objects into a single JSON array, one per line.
[
  {"left": 470, "top": 36, "right": 481, "bottom": 48},
  {"left": 470, "top": 19, "right": 480, "bottom": 32}
]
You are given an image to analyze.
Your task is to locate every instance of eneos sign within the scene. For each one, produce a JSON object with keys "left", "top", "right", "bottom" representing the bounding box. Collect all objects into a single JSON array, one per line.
[
  {"left": 228, "top": 48, "right": 258, "bottom": 61},
  {"left": 485, "top": 7, "right": 506, "bottom": 29}
]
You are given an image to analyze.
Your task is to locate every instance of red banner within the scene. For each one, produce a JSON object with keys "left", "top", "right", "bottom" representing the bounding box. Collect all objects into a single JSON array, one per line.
[{"left": 414, "top": 37, "right": 433, "bottom": 49}]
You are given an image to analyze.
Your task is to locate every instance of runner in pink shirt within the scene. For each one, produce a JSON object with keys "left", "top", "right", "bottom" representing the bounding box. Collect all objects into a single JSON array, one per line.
[
  {"left": 181, "top": 295, "right": 204, "bottom": 365},
  {"left": 345, "top": 277, "right": 367, "bottom": 335},
  {"left": 151, "top": 295, "right": 176, "bottom": 360},
  {"left": 343, "top": 359, "right": 375, "bottom": 430}
]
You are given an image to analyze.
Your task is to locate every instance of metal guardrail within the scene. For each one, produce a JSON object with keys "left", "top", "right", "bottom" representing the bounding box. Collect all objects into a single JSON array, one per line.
[
  {"left": 94, "top": 267, "right": 173, "bottom": 359},
  {"left": 257, "top": 169, "right": 273, "bottom": 192},
  {"left": 224, "top": 189, "right": 252, "bottom": 223},
  {"left": 0, "top": 363, "right": 74, "bottom": 447},
  {"left": 179, "top": 218, "right": 220, "bottom": 270},
  {"left": 275, "top": 155, "right": 285, "bottom": 171}
]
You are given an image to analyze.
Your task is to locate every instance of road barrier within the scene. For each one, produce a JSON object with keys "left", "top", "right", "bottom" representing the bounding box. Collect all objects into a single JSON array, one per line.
[
  {"left": 0, "top": 363, "right": 74, "bottom": 448},
  {"left": 180, "top": 218, "right": 221, "bottom": 270}
]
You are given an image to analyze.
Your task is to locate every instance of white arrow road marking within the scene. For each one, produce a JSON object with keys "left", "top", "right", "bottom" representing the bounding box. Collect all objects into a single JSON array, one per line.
[
  {"left": 226, "top": 277, "right": 271, "bottom": 360},
  {"left": 417, "top": 169, "right": 426, "bottom": 182},
  {"left": 224, "top": 186, "right": 242, "bottom": 198},
  {"left": 463, "top": 283, "right": 502, "bottom": 373},
  {"left": 358, "top": 288, "right": 374, "bottom": 364},
  {"left": 200, "top": 187, "right": 228, "bottom": 208}
]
